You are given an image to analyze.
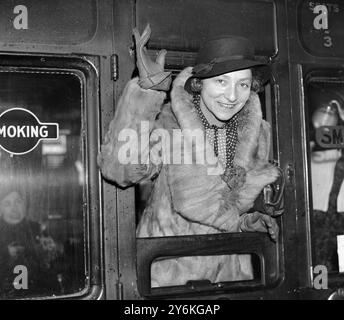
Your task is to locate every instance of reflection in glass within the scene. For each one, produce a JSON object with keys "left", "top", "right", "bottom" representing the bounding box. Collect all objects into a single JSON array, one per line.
[
  {"left": 307, "top": 79, "right": 344, "bottom": 273},
  {"left": 0, "top": 70, "right": 86, "bottom": 298}
]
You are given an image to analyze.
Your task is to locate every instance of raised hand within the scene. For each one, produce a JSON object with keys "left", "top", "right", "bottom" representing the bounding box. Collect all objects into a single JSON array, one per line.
[{"left": 133, "top": 24, "right": 172, "bottom": 91}]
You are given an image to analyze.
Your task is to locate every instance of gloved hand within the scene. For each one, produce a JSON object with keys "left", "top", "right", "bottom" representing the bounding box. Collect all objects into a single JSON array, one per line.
[
  {"left": 133, "top": 24, "right": 172, "bottom": 91},
  {"left": 239, "top": 211, "right": 279, "bottom": 242}
]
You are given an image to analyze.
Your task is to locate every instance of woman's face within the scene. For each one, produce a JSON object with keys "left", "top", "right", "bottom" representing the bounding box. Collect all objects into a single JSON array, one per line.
[
  {"left": 0, "top": 191, "right": 26, "bottom": 225},
  {"left": 200, "top": 69, "right": 252, "bottom": 126}
]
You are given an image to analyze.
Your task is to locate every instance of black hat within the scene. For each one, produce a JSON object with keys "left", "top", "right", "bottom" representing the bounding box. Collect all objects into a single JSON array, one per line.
[{"left": 185, "top": 35, "right": 270, "bottom": 93}]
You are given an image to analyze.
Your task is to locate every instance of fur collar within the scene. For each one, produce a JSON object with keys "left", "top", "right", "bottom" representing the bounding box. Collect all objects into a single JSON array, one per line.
[{"left": 234, "top": 92, "right": 263, "bottom": 169}]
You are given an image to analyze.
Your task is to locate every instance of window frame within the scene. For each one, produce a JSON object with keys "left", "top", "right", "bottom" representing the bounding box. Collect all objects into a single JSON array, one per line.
[
  {"left": 133, "top": 63, "right": 284, "bottom": 298},
  {"left": 0, "top": 54, "right": 102, "bottom": 300},
  {"left": 303, "top": 68, "right": 344, "bottom": 288}
]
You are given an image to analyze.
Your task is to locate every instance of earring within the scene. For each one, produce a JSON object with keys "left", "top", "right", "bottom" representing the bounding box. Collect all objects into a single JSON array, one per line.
[{"left": 190, "top": 78, "right": 202, "bottom": 93}]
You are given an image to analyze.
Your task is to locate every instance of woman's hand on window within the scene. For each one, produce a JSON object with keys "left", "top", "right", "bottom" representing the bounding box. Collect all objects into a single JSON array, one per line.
[{"left": 240, "top": 212, "right": 278, "bottom": 242}]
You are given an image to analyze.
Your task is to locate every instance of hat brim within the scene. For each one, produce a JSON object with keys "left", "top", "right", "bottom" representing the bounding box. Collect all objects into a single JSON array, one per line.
[{"left": 184, "top": 59, "right": 270, "bottom": 94}]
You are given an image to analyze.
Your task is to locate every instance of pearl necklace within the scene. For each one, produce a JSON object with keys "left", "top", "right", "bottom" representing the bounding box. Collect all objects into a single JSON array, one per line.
[{"left": 193, "top": 94, "right": 238, "bottom": 169}]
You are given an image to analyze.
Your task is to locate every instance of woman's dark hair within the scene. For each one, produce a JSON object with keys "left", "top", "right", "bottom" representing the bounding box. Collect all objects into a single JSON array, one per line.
[
  {"left": 251, "top": 67, "right": 266, "bottom": 93},
  {"left": 189, "top": 78, "right": 203, "bottom": 93}
]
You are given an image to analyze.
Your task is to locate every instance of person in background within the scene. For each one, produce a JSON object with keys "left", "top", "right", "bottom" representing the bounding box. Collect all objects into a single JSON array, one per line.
[{"left": 0, "top": 183, "right": 60, "bottom": 298}]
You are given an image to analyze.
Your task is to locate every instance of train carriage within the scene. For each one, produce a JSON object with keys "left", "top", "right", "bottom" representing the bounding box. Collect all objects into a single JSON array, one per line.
[{"left": 0, "top": 0, "right": 343, "bottom": 300}]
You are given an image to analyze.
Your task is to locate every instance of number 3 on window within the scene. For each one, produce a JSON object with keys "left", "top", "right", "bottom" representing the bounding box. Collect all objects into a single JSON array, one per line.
[{"left": 323, "top": 35, "right": 333, "bottom": 48}]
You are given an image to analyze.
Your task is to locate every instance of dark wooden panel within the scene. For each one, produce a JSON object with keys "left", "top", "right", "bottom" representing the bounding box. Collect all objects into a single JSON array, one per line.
[{"left": 136, "top": 0, "right": 277, "bottom": 56}]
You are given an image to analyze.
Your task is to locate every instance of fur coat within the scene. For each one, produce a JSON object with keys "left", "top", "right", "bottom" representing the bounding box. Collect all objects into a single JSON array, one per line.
[{"left": 98, "top": 68, "right": 279, "bottom": 287}]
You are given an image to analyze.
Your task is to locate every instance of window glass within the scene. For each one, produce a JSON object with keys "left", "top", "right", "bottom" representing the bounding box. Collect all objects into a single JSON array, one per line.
[
  {"left": 0, "top": 70, "right": 86, "bottom": 299},
  {"left": 306, "top": 75, "right": 344, "bottom": 273},
  {"left": 150, "top": 254, "right": 261, "bottom": 288}
]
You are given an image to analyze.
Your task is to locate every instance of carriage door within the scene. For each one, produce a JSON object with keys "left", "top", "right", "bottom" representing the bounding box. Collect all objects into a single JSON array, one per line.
[{"left": 113, "top": 0, "right": 295, "bottom": 299}]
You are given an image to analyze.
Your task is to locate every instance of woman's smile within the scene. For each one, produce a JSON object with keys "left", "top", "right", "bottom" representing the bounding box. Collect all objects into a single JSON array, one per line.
[{"left": 217, "top": 101, "right": 238, "bottom": 109}]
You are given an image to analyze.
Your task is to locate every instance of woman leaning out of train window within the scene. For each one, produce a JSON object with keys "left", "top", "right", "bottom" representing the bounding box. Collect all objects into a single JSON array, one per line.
[{"left": 98, "top": 24, "right": 280, "bottom": 287}]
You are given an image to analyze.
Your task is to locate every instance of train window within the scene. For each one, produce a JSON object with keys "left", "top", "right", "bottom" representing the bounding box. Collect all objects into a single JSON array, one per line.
[
  {"left": 0, "top": 69, "right": 87, "bottom": 299},
  {"left": 134, "top": 69, "right": 280, "bottom": 295},
  {"left": 305, "top": 71, "right": 344, "bottom": 275},
  {"left": 123, "top": 0, "right": 282, "bottom": 297}
]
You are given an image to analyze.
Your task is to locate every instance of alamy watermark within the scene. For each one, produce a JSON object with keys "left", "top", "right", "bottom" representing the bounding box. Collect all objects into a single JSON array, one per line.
[
  {"left": 13, "top": 265, "right": 28, "bottom": 290},
  {"left": 117, "top": 121, "right": 225, "bottom": 175},
  {"left": 7, "top": 264, "right": 330, "bottom": 292},
  {"left": 313, "top": 265, "right": 328, "bottom": 290}
]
